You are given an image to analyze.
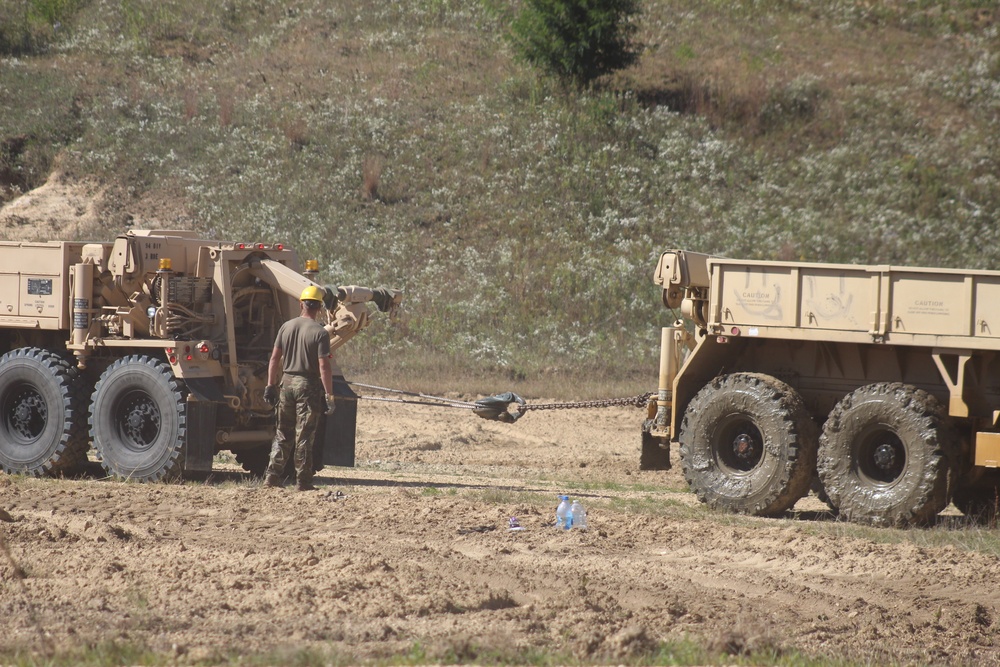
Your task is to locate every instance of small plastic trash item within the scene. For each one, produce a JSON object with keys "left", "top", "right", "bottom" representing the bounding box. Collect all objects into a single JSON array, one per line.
[
  {"left": 508, "top": 517, "right": 525, "bottom": 532},
  {"left": 570, "top": 500, "right": 587, "bottom": 530},
  {"left": 555, "top": 495, "right": 571, "bottom": 529}
]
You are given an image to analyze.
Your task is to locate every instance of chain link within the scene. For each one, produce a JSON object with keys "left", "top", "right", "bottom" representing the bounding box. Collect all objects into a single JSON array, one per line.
[
  {"left": 340, "top": 379, "right": 654, "bottom": 421},
  {"left": 516, "top": 392, "right": 654, "bottom": 415}
]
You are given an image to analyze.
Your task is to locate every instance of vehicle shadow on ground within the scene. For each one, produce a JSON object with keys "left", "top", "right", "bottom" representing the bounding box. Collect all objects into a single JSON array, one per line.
[
  {"left": 65, "top": 461, "right": 536, "bottom": 493},
  {"left": 62, "top": 465, "right": 989, "bottom": 528},
  {"left": 787, "top": 509, "right": 839, "bottom": 523}
]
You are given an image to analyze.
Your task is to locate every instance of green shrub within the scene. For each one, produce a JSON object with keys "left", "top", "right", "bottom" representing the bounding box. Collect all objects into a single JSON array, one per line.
[{"left": 508, "top": 0, "right": 642, "bottom": 89}]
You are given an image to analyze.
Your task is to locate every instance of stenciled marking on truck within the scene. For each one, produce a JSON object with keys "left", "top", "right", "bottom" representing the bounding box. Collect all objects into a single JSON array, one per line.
[
  {"left": 803, "top": 274, "right": 859, "bottom": 327},
  {"left": 906, "top": 299, "right": 950, "bottom": 317},
  {"left": 143, "top": 241, "right": 162, "bottom": 262},
  {"left": 732, "top": 285, "right": 783, "bottom": 320},
  {"left": 728, "top": 268, "right": 787, "bottom": 321},
  {"left": 733, "top": 268, "right": 783, "bottom": 321}
]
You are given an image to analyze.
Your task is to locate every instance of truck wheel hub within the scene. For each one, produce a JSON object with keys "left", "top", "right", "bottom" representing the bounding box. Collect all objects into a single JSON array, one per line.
[
  {"left": 873, "top": 443, "right": 897, "bottom": 470},
  {"left": 11, "top": 391, "right": 45, "bottom": 439},
  {"left": 733, "top": 433, "right": 756, "bottom": 461},
  {"left": 121, "top": 398, "right": 159, "bottom": 448}
]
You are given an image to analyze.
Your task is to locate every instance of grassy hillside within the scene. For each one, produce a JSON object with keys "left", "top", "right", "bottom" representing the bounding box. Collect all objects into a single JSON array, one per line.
[{"left": 1, "top": 0, "right": 998, "bottom": 395}]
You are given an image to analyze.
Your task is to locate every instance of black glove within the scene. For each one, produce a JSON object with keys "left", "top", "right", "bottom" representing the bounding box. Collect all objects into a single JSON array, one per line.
[
  {"left": 263, "top": 384, "right": 278, "bottom": 407},
  {"left": 323, "top": 286, "right": 339, "bottom": 311},
  {"left": 371, "top": 286, "right": 397, "bottom": 312}
]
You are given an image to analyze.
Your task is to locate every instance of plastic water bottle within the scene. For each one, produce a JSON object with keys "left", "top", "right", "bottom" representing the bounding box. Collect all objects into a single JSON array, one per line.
[
  {"left": 570, "top": 500, "right": 587, "bottom": 530},
  {"left": 555, "top": 496, "right": 571, "bottom": 529}
]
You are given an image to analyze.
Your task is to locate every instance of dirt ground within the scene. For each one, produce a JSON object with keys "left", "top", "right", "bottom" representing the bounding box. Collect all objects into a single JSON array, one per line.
[
  {"left": 1, "top": 399, "right": 999, "bottom": 666},
  {"left": 0, "top": 170, "right": 105, "bottom": 242},
  {"left": 1, "top": 183, "right": 998, "bottom": 666}
]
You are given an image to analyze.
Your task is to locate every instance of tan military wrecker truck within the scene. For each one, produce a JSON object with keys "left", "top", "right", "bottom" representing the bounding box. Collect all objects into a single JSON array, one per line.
[
  {"left": 0, "top": 230, "right": 399, "bottom": 482},
  {"left": 642, "top": 250, "right": 1000, "bottom": 526}
]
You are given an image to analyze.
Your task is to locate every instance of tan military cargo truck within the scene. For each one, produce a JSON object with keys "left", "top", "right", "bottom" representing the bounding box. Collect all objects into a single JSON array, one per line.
[
  {"left": 0, "top": 230, "right": 399, "bottom": 482},
  {"left": 642, "top": 250, "right": 1000, "bottom": 526}
]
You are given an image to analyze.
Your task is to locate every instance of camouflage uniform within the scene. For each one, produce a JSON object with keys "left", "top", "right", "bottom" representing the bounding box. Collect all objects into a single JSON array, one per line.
[{"left": 267, "top": 374, "right": 325, "bottom": 485}]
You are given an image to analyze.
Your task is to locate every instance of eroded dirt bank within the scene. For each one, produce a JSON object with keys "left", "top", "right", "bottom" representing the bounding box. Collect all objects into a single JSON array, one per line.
[{"left": 2, "top": 401, "right": 998, "bottom": 665}]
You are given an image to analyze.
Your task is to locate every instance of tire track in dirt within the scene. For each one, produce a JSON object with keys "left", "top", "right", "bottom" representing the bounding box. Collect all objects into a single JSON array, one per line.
[{"left": 1, "top": 404, "right": 999, "bottom": 664}]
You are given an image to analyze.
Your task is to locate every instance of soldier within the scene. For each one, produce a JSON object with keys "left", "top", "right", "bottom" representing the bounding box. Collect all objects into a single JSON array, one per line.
[{"left": 262, "top": 285, "right": 336, "bottom": 491}]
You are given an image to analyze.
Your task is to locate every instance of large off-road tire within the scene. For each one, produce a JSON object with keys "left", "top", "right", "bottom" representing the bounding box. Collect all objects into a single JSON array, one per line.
[
  {"left": 0, "top": 347, "right": 89, "bottom": 476},
  {"left": 817, "top": 383, "right": 956, "bottom": 527},
  {"left": 90, "top": 355, "right": 187, "bottom": 482},
  {"left": 679, "top": 373, "right": 818, "bottom": 516}
]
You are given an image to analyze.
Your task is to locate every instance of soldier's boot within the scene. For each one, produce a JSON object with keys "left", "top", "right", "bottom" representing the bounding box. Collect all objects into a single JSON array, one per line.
[
  {"left": 263, "top": 473, "right": 283, "bottom": 488},
  {"left": 296, "top": 477, "right": 317, "bottom": 492}
]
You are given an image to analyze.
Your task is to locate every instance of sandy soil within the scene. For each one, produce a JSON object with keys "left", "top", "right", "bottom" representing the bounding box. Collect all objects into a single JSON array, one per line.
[
  {"left": 0, "top": 170, "right": 106, "bottom": 242},
  {"left": 2, "top": 399, "right": 999, "bottom": 666},
  {"left": 0, "top": 178, "right": 998, "bottom": 665}
]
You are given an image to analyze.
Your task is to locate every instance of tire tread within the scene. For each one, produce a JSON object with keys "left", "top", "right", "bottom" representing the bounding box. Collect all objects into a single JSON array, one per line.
[
  {"left": 89, "top": 355, "right": 186, "bottom": 482},
  {"left": 679, "top": 373, "right": 817, "bottom": 517},
  {"left": 0, "top": 346, "right": 88, "bottom": 476}
]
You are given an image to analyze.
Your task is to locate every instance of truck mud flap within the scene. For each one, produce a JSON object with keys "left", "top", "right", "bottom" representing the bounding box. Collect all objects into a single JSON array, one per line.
[
  {"left": 183, "top": 378, "right": 224, "bottom": 474},
  {"left": 640, "top": 430, "right": 672, "bottom": 470},
  {"left": 185, "top": 378, "right": 227, "bottom": 402},
  {"left": 184, "top": 400, "right": 217, "bottom": 473},
  {"left": 319, "top": 376, "right": 357, "bottom": 468}
]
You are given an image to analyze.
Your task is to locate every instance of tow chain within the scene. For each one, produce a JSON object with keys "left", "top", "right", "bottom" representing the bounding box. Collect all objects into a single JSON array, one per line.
[
  {"left": 517, "top": 393, "right": 655, "bottom": 413},
  {"left": 339, "top": 380, "right": 653, "bottom": 424},
  {"left": 343, "top": 382, "right": 480, "bottom": 410}
]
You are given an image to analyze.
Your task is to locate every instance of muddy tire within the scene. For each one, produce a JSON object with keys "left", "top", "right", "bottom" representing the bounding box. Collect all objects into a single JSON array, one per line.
[
  {"left": 679, "top": 373, "right": 818, "bottom": 516},
  {"left": 818, "top": 383, "right": 956, "bottom": 527},
  {"left": 90, "top": 355, "right": 186, "bottom": 482},
  {"left": 0, "top": 347, "right": 89, "bottom": 476}
]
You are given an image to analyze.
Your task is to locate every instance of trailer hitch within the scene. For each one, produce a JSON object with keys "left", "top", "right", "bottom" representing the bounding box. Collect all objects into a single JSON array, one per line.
[
  {"left": 474, "top": 392, "right": 654, "bottom": 422},
  {"left": 472, "top": 392, "right": 527, "bottom": 423}
]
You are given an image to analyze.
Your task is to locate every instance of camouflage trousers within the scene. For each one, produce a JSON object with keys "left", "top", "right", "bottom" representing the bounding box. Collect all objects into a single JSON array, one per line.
[{"left": 266, "top": 374, "right": 324, "bottom": 482}]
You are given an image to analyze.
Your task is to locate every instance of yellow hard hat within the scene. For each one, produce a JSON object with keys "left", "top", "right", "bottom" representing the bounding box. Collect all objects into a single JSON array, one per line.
[{"left": 300, "top": 285, "right": 325, "bottom": 303}]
